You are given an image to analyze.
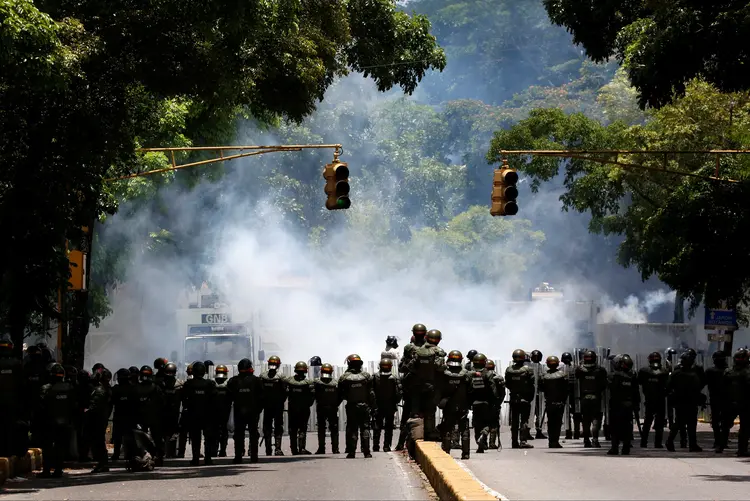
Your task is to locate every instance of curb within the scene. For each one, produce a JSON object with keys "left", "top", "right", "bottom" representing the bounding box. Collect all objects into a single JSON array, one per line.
[
  {"left": 0, "top": 448, "right": 43, "bottom": 486},
  {"left": 698, "top": 418, "right": 740, "bottom": 424},
  {"left": 414, "top": 440, "right": 497, "bottom": 501},
  {"left": 0, "top": 457, "right": 8, "bottom": 487}
]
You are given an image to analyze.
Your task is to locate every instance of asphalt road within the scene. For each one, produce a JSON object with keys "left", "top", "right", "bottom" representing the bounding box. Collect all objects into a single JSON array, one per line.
[
  {"left": 450, "top": 424, "right": 749, "bottom": 501},
  {"left": 1, "top": 433, "right": 435, "bottom": 501}
]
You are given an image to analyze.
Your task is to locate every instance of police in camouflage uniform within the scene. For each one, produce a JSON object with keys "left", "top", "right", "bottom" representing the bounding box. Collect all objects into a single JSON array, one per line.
[
  {"left": 607, "top": 355, "right": 639, "bottom": 455},
  {"left": 260, "top": 355, "right": 288, "bottom": 456},
  {"left": 469, "top": 353, "right": 494, "bottom": 452},
  {"left": 338, "top": 354, "right": 375, "bottom": 458},
  {"left": 723, "top": 349, "right": 750, "bottom": 456},
  {"left": 439, "top": 350, "right": 471, "bottom": 459},
  {"left": 39, "top": 364, "right": 77, "bottom": 478},
  {"left": 396, "top": 324, "right": 428, "bottom": 451},
  {"left": 484, "top": 359, "right": 504, "bottom": 449},
  {"left": 287, "top": 361, "right": 315, "bottom": 455},
  {"left": 373, "top": 359, "right": 402, "bottom": 452},
  {"left": 576, "top": 350, "right": 607, "bottom": 448},
  {"left": 637, "top": 352, "right": 668, "bottom": 448},
  {"left": 505, "top": 349, "right": 535, "bottom": 449},
  {"left": 705, "top": 351, "right": 729, "bottom": 451},
  {"left": 212, "top": 364, "right": 231, "bottom": 457},
  {"left": 314, "top": 363, "right": 340, "bottom": 454},
  {"left": 540, "top": 356, "right": 568, "bottom": 449},
  {"left": 227, "top": 358, "right": 263, "bottom": 464},
  {"left": 407, "top": 329, "right": 445, "bottom": 441},
  {"left": 182, "top": 361, "right": 217, "bottom": 465}
]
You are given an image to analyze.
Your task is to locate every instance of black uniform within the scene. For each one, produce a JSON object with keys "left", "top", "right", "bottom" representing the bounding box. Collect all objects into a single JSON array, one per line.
[
  {"left": 540, "top": 368, "right": 568, "bottom": 447},
  {"left": 439, "top": 368, "right": 471, "bottom": 458},
  {"left": 23, "top": 358, "right": 46, "bottom": 447},
  {"left": 212, "top": 380, "right": 232, "bottom": 457},
  {"left": 314, "top": 377, "right": 340, "bottom": 454},
  {"left": 637, "top": 365, "right": 668, "bottom": 447},
  {"left": 88, "top": 382, "right": 113, "bottom": 469},
  {"left": 373, "top": 372, "right": 402, "bottom": 452},
  {"left": 407, "top": 343, "right": 444, "bottom": 440},
  {"left": 338, "top": 369, "right": 375, "bottom": 457},
  {"left": 260, "top": 369, "right": 288, "bottom": 456},
  {"left": 39, "top": 380, "right": 77, "bottom": 475},
  {"left": 227, "top": 372, "right": 263, "bottom": 462},
  {"left": 666, "top": 364, "right": 704, "bottom": 451},
  {"left": 705, "top": 362, "right": 729, "bottom": 449},
  {"left": 396, "top": 339, "right": 424, "bottom": 450},
  {"left": 287, "top": 374, "right": 315, "bottom": 455},
  {"left": 487, "top": 370, "right": 505, "bottom": 449},
  {"left": 135, "top": 379, "right": 165, "bottom": 461},
  {"left": 724, "top": 364, "right": 750, "bottom": 455},
  {"left": 607, "top": 367, "right": 640, "bottom": 454},
  {"left": 469, "top": 368, "right": 495, "bottom": 451},
  {"left": 0, "top": 354, "right": 24, "bottom": 457},
  {"left": 161, "top": 378, "right": 182, "bottom": 458},
  {"left": 111, "top": 380, "right": 135, "bottom": 460},
  {"left": 505, "top": 363, "right": 535, "bottom": 448},
  {"left": 182, "top": 376, "right": 218, "bottom": 464},
  {"left": 575, "top": 364, "right": 608, "bottom": 446}
]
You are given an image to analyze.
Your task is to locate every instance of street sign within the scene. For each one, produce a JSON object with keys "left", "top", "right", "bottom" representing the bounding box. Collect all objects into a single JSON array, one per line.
[
  {"left": 704, "top": 308, "right": 737, "bottom": 330},
  {"left": 201, "top": 313, "right": 232, "bottom": 324},
  {"left": 707, "top": 332, "right": 733, "bottom": 343}
]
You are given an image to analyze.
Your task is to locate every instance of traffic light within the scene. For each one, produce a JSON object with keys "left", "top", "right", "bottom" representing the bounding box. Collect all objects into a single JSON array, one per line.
[
  {"left": 323, "top": 159, "right": 351, "bottom": 210},
  {"left": 490, "top": 160, "right": 519, "bottom": 216}
]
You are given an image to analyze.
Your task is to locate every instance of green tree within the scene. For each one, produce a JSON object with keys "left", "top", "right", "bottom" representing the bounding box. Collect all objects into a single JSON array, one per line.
[
  {"left": 488, "top": 80, "right": 750, "bottom": 321},
  {"left": 0, "top": 0, "right": 446, "bottom": 363},
  {"left": 543, "top": 0, "right": 750, "bottom": 109}
]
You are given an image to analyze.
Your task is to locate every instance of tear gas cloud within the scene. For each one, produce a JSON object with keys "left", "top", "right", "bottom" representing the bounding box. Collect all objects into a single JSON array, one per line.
[{"left": 86, "top": 76, "right": 678, "bottom": 371}]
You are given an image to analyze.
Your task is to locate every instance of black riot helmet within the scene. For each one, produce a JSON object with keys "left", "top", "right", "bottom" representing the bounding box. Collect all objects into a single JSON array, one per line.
[
  {"left": 530, "top": 350, "right": 543, "bottom": 363},
  {"left": 92, "top": 362, "right": 105, "bottom": 373},
  {"left": 712, "top": 351, "right": 728, "bottom": 368},
  {"left": 412, "top": 324, "right": 427, "bottom": 337},
  {"left": 386, "top": 336, "right": 398, "bottom": 349},
  {"left": 466, "top": 350, "right": 478, "bottom": 362},
  {"left": 679, "top": 351, "right": 694, "bottom": 368},
  {"left": 154, "top": 358, "right": 167, "bottom": 371},
  {"left": 115, "top": 368, "right": 130, "bottom": 384},
  {"left": 192, "top": 361, "right": 207, "bottom": 378},
  {"left": 733, "top": 348, "right": 749, "bottom": 367},
  {"left": 472, "top": 353, "right": 487, "bottom": 370},
  {"left": 346, "top": 354, "right": 363, "bottom": 370},
  {"left": 512, "top": 349, "right": 526, "bottom": 364},
  {"left": 309, "top": 356, "right": 322, "bottom": 367},
  {"left": 648, "top": 351, "right": 662, "bottom": 368},
  {"left": 294, "top": 361, "right": 308, "bottom": 376},
  {"left": 560, "top": 352, "right": 573, "bottom": 365},
  {"left": 546, "top": 355, "right": 560, "bottom": 369},
  {"left": 426, "top": 329, "right": 442, "bottom": 345},
  {"left": 582, "top": 350, "right": 597, "bottom": 367},
  {"left": 64, "top": 365, "right": 78, "bottom": 383},
  {"left": 164, "top": 362, "right": 177, "bottom": 377},
  {"left": 78, "top": 370, "right": 91, "bottom": 385},
  {"left": 204, "top": 360, "right": 214, "bottom": 368},
  {"left": 618, "top": 354, "right": 634, "bottom": 371},
  {"left": 27, "top": 345, "right": 41, "bottom": 360},
  {"left": 665, "top": 347, "right": 677, "bottom": 357},
  {"left": 99, "top": 368, "right": 112, "bottom": 385},
  {"left": 140, "top": 365, "right": 154, "bottom": 381},
  {"left": 238, "top": 358, "right": 253, "bottom": 373},
  {"left": 49, "top": 363, "right": 65, "bottom": 382},
  {"left": 0, "top": 337, "right": 13, "bottom": 357},
  {"left": 684, "top": 348, "right": 697, "bottom": 361}
]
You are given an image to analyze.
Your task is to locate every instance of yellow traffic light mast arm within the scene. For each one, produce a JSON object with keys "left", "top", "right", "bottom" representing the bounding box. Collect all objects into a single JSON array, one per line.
[
  {"left": 107, "top": 144, "right": 344, "bottom": 181},
  {"left": 498, "top": 149, "right": 748, "bottom": 184}
]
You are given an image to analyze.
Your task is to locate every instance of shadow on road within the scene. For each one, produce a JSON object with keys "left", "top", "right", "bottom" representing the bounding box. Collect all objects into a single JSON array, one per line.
[{"left": 692, "top": 474, "right": 750, "bottom": 482}]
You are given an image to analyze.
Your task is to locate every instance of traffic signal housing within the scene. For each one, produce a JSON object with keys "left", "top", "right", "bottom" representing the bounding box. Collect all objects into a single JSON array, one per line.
[
  {"left": 323, "top": 160, "right": 351, "bottom": 210},
  {"left": 490, "top": 163, "right": 519, "bottom": 216}
]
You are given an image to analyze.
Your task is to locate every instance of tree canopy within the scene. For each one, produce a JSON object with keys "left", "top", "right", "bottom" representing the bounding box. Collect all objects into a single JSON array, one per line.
[
  {"left": 542, "top": 0, "right": 750, "bottom": 109},
  {"left": 488, "top": 80, "right": 750, "bottom": 320}
]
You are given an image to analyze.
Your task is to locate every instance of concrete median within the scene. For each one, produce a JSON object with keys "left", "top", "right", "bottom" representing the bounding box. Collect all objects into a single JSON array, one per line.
[
  {"left": 0, "top": 457, "right": 9, "bottom": 486},
  {"left": 414, "top": 440, "right": 497, "bottom": 501}
]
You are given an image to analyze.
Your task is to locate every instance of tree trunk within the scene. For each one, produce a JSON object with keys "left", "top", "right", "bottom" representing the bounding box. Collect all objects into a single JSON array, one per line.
[
  {"left": 64, "top": 290, "right": 89, "bottom": 369},
  {"left": 673, "top": 292, "right": 685, "bottom": 323},
  {"left": 8, "top": 302, "right": 27, "bottom": 360}
]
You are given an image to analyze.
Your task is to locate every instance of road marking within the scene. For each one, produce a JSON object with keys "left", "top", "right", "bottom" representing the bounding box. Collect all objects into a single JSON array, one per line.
[{"left": 456, "top": 459, "right": 509, "bottom": 501}]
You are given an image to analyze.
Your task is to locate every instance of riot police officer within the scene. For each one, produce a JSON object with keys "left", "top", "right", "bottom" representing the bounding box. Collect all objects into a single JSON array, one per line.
[
  {"left": 465, "top": 350, "right": 478, "bottom": 371},
  {"left": 39, "top": 364, "right": 77, "bottom": 478},
  {"left": 135, "top": 365, "right": 165, "bottom": 465},
  {"left": 469, "top": 353, "right": 495, "bottom": 452},
  {"left": 723, "top": 349, "right": 749, "bottom": 456},
  {"left": 314, "top": 363, "right": 340, "bottom": 454},
  {"left": 373, "top": 359, "right": 402, "bottom": 452},
  {"left": 637, "top": 352, "right": 668, "bottom": 448},
  {"left": 705, "top": 351, "right": 729, "bottom": 451},
  {"left": 666, "top": 351, "right": 704, "bottom": 452},
  {"left": 560, "top": 351, "right": 581, "bottom": 439},
  {"left": 177, "top": 363, "right": 193, "bottom": 458},
  {"left": 212, "top": 364, "right": 231, "bottom": 457},
  {"left": 607, "top": 355, "right": 639, "bottom": 455},
  {"left": 154, "top": 358, "right": 168, "bottom": 388},
  {"left": 89, "top": 368, "right": 113, "bottom": 473},
  {"left": 407, "top": 328, "right": 444, "bottom": 440},
  {"left": 396, "top": 323, "right": 427, "bottom": 450},
  {"left": 338, "top": 354, "right": 376, "bottom": 458},
  {"left": 575, "top": 350, "right": 607, "bottom": 448},
  {"left": 540, "top": 356, "right": 568, "bottom": 448},
  {"left": 182, "top": 361, "right": 217, "bottom": 465},
  {"left": 0, "top": 337, "right": 23, "bottom": 458},
  {"left": 161, "top": 363, "right": 181, "bottom": 458},
  {"left": 227, "top": 358, "right": 263, "bottom": 464},
  {"left": 485, "top": 359, "right": 503, "bottom": 449},
  {"left": 287, "top": 361, "right": 315, "bottom": 455},
  {"left": 505, "top": 349, "right": 535, "bottom": 449},
  {"left": 111, "top": 368, "right": 135, "bottom": 461},
  {"left": 260, "top": 355, "right": 288, "bottom": 456},
  {"left": 439, "top": 350, "right": 471, "bottom": 459}
]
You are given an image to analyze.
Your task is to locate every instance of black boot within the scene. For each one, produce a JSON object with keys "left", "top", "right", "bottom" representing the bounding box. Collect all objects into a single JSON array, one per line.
[
  {"left": 299, "top": 432, "right": 312, "bottom": 455},
  {"left": 489, "top": 429, "right": 499, "bottom": 449},
  {"left": 274, "top": 435, "right": 284, "bottom": 456},
  {"left": 331, "top": 433, "right": 340, "bottom": 454}
]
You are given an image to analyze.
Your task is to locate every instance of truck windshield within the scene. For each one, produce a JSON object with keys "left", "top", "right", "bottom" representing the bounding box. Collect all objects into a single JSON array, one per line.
[{"left": 185, "top": 335, "right": 251, "bottom": 365}]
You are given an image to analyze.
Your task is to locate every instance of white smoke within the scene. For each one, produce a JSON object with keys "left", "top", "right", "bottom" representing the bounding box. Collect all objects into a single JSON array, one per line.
[{"left": 597, "top": 289, "right": 677, "bottom": 324}]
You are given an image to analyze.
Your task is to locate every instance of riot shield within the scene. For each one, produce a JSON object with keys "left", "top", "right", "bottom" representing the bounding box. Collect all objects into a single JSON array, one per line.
[{"left": 598, "top": 347, "right": 612, "bottom": 440}]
